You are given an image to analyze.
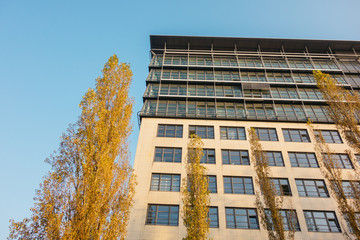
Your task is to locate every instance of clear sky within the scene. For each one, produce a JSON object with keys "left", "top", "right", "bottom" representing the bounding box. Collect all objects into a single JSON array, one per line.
[{"left": 1, "top": 0, "right": 359, "bottom": 238}]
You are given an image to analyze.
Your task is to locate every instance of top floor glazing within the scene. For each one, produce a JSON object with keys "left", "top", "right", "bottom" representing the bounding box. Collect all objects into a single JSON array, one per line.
[{"left": 149, "top": 36, "right": 360, "bottom": 75}]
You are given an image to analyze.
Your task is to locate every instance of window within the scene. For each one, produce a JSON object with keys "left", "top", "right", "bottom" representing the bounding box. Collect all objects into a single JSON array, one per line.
[
  {"left": 315, "top": 130, "right": 343, "bottom": 143},
  {"left": 222, "top": 150, "right": 250, "bottom": 165},
  {"left": 154, "top": 147, "right": 182, "bottom": 163},
  {"left": 304, "top": 210, "right": 341, "bottom": 232},
  {"left": 157, "top": 124, "right": 183, "bottom": 138},
  {"left": 188, "top": 149, "right": 215, "bottom": 164},
  {"left": 226, "top": 208, "right": 259, "bottom": 229},
  {"left": 289, "top": 152, "right": 318, "bottom": 168},
  {"left": 271, "top": 178, "right": 292, "bottom": 196},
  {"left": 344, "top": 212, "right": 360, "bottom": 233},
  {"left": 333, "top": 181, "right": 360, "bottom": 199},
  {"left": 189, "top": 125, "right": 214, "bottom": 139},
  {"left": 296, "top": 179, "right": 329, "bottom": 197},
  {"left": 323, "top": 153, "right": 353, "bottom": 169},
  {"left": 208, "top": 176, "right": 217, "bottom": 193},
  {"left": 254, "top": 128, "right": 278, "bottom": 141},
  {"left": 283, "top": 129, "right": 310, "bottom": 142},
  {"left": 224, "top": 176, "right": 254, "bottom": 194},
  {"left": 209, "top": 207, "right": 219, "bottom": 228},
  {"left": 266, "top": 151, "right": 284, "bottom": 166},
  {"left": 220, "top": 127, "right": 246, "bottom": 140},
  {"left": 187, "top": 175, "right": 217, "bottom": 193},
  {"left": 146, "top": 204, "right": 179, "bottom": 226},
  {"left": 150, "top": 174, "right": 180, "bottom": 192},
  {"left": 265, "top": 210, "right": 301, "bottom": 231},
  {"left": 201, "top": 149, "right": 216, "bottom": 164}
]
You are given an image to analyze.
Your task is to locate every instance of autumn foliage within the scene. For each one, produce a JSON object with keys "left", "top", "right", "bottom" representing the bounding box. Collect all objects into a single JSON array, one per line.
[
  {"left": 312, "top": 71, "right": 360, "bottom": 238},
  {"left": 248, "top": 128, "right": 295, "bottom": 240},
  {"left": 9, "top": 55, "right": 136, "bottom": 240},
  {"left": 181, "top": 135, "right": 210, "bottom": 240}
]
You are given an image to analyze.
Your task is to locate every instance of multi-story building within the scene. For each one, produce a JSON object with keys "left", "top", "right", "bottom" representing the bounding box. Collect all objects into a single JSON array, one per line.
[{"left": 127, "top": 35, "right": 360, "bottom": 240}]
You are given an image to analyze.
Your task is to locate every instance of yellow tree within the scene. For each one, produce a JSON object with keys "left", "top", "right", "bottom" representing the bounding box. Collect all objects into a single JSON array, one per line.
[
  {"left": 248, "top": 128, "right": 295, "bottom": 240},
  {"left": 9, "top": 55, "right": 136, "bottom": 240},
  {"left": 313, "top": 71, "right": 360, "bottom": 237},
  {"left": 308, "top": 122, "right": 360, "bottom": 238},
  {"left": 181, "top": 134, "right": 210, "bottom": 240},
  {"left": 314, "top": 70, "right": 360, "bottom": 153}
]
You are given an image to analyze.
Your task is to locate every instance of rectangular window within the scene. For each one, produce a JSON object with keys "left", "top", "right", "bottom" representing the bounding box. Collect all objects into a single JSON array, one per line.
[
  {"left": 209, "top": 207, "right": 219, "bottom": 228},
  {"left": 187, "top": 175, "right": 217, "bottom": 193},
  {"left": 220, "top": 126, "right": 246, "bottom": 140},
  {"left": 222, "top": 150, "right": 250, "bottom": 165},
  {"left": 208, "top": 175, "right": 217, "bottom": 193},
  {"left": 289, "top": 152, "right": 318, "bottom": 168},
  {"left": 254, "top": 128, "right": 278, "bottom": 141},
  {"left": 188, "top": 149, "right": 215, "bottom": 164},
  {"left": 189, "top": 125, "right": 214, "bottom": 139},
  {"left": 264, "top": 210, "right": 301, "bottom": 231},
  {"left": 315, "top": 130, "right": 343, "bottom": 143},
  {"left": 323, "top": 153, "right": 353, "bottom": 169},
  {"left": 283, "top": 129, "right": 310, "bottom": 142},
  {"left": 157, "top": 124, "right": 183, "bottom": 138},
  {"left": 225, "top": 208, "right": 259, "bottom": 229},
  {"left": 146, "top": 204, "right": 179, "bottom": 226},
  {"left": 333, "top": 181, "right": 360, "bottom": 199},
  {"left": 344, "top": 212, "right": 360, "bottom": 233},
  {"left": 201, "top": 149, "right": 216, "bottom": 164},
  {"left": 150, "top": 174, "right": 180, "bottom": 192},
  {"left": 224, "top": 176, "right": 254, "bottom": 194},
  {"left": 154, "top": 147, "right": 182, "bottom": 163},
  {"left": 271, "top": 178, "right": 292, "bottom": 196},
  {"left": 266, "top": 151, "right": 284, "bottom": 166},
  {"left": 296, "top": 179, "right": 329, "bottom": 197},
  {"left": 304, "top": 210, "right": 341, "bottom": 232}
]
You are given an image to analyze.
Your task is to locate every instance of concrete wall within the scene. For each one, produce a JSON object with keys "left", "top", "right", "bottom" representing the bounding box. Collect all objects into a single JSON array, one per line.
[{"left": 127, "top": 117, "right": 354, "bottom": 240}]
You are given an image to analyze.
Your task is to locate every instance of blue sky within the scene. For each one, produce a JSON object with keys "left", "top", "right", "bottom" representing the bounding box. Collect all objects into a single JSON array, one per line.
[{"left": 1, "top": 0, "right": 359, "bottom": 238}]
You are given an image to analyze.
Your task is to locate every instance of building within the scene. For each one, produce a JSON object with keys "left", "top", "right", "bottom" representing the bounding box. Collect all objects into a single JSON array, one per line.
[{"left": 127, "top": 35, "right": 360, "bottom": 240}]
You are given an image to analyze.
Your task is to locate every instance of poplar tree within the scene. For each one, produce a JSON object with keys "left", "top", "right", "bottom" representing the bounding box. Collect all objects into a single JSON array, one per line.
[
  {"left": 181, "top": 134, "right": 210, "bottom": 240},
  {"left": 310, "top": 71, "right": 360, "bottom": 238},
  {"left": 248, "top": 128, "right": 296, "bottom": 240},
  {"left": 314, "top": 70, "right": 360, "bottom": 153},
  {"left": 308, "top": 122, "right": 360, "bottom": 239},
  {"left": 9, "top": 55, "right": 136, "bottom": 240}
]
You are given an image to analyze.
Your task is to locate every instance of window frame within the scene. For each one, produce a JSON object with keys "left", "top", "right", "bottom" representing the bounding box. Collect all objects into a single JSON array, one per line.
[
  {"left": 270, "top": 178, "right": 292, "bottom": 196},
  {"left": 323, "top": 153, "right": 353, "bottom": 169},
  {"left": 221, "top": 149, "right": 250, "bottom": 165},
  {"left": 201, "top": 149, "right": 216, "bottom": 164},
  {"left": 295, "top": 179, "right": 329, "bottom": 198},
  {"left": 150, "top": 173, "right": 181, "bottom": 192},
  {"left": 225, "top": 207, "right": 259, "bottom": 229},
  {"left": 145, "top": 204, "right": 179, "bottom": 226},
  {"left": 189, "top": 125, "right": 214, "bottom": 139},
  {"left": 154, "top": 147, "right": 182, "bottom": 163},
  {"left": 289, "top": 152, "right": 319, "bottom": 168},
  {"left": 157, "top": 124, "right": 183, "bottom": 138},
  {"left": 209, "top": 207, "right": 219, "bottom": 228},
  {"left": 315, "top": 129, "right": 343, "bottom": 144},
  {"left": 264, "top": 209, "right": 301, "bottom": 231},
  {"left": 223, "top": 176, "right": 254, "bottom": 194},
  {"left": 254, "top": 128, "right": 278, "bottom": 141},
  {"left": 265, "top": 151, "right": 285, "bottom": 167},
  {"left": 220, "top": 126, "right": 246, "bottom": 140},
  {"left": 303, "top": 210, "right": 341, "bottom": 232},
  {"left": 282, "top": 129, "right": 310, "bottom": 142},
  {"left": 208, "top": 175, "right": 217, "bottom": 193}
]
